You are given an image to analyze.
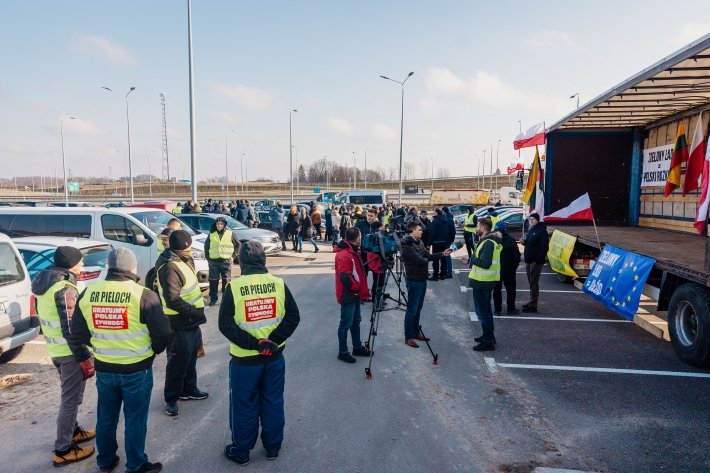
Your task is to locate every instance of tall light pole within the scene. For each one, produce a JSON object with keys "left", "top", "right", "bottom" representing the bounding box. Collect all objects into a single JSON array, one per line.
[
  {"left": 187, "top": 0, "right": 198, "bottom": 202},
  {"left": 103, "top": 86, "right": 136, "bottom": 202},
  {"left": 225, "top": 131, "right": 234, "bottom": 200},
  {"left": 352, "top": 152, "right": 357, "bottom": 190},
  {"left": 289, "top": 109, "right": 298, "bottom": 203},
  {"left": 430, "top": 157, "right": 434, "bottom": 196},
  {"left": 482, "top": 149, "right": 487, "bottom": 189},
  {"left": 496, "top": 139, "right": 501, "bottom": 190},
  {"left": 59, "top": 116, "right": 76, "bottom": 205},
  {"left": 364, "top": 148, "right": 368, "bottom": 189},
  {"left": 325, "top": 155, "right": 330, "bottom": 192},
  {"left": 570, "top": 92, "right": 579, "bottom": 108},
  {"left": 380, "top": 71, "right": 414, "bottom": 204},
  {"left": 241, "top": 153, "right": 247, "bottom": 195}
]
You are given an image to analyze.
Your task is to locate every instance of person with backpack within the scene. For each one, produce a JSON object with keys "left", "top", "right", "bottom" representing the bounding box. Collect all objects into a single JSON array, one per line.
[{"left": 492, "top": 221, "right": 521, "bottom": 316}]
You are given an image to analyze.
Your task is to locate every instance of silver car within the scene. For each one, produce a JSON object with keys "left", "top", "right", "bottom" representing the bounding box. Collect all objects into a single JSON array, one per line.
[{"left": 177, "top": 213, "right": 282, "bottom": 255}]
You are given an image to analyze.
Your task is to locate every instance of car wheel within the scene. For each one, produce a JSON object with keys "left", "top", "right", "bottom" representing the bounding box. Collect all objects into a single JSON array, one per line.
[{"left": 0, "top": 346, "right": 24, "bottom": 364}]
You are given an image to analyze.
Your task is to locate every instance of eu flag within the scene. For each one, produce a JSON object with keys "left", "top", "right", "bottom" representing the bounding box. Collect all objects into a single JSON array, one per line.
[{"left": 582, "top": 245, "right": 655, "bottom": 320}]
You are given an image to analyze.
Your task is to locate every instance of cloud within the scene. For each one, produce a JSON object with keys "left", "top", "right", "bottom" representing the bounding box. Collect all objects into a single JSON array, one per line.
[
  {"left": 676, "top": 22, "right": 710, "bottom": 46},
  {"left": 372, "top": 123, "right": 398, "bottom": 141},
  {"left": 523, "top": 30, "right": 579, "bottom": 52},
  {"left": 327, "top": 117, "right": 353, "bottom": 136},
  {"left": 422, "top": 131, "right": 441, "bottom": 141},
  {"left": 208, "top": 111, "right": 240, "bottom": 127},
  {"left": 417, "top": 96, "right": 445, "bottom": 114},
  {"left": 212, "top": 83, "right": 275, "bottom": 111},
  {"left": 72, "top": 35, "right": 137, "bottom": 67},
  {"left": 63, "top": 118, "right": 103, "bottom": 135}
]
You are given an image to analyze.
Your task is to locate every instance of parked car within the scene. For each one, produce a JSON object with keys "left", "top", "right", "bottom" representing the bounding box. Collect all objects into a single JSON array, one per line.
[
  {"left": 255, "top": 203, "right": 311, "bottom": 230},
  {"left": 177, "top": 213, "right": 282, "bottom": 255},
  {"left": 13, "top": 237, "right": 112, "bottom": 290},
  {"left": 0, "top": 233, "right": 39, "bottom": 363},
  {"left": 105, "top": 202, "right": 128, "bottom": 208},
  {"left": 493, "top": 210, "right": 525, "bottom": 240}
]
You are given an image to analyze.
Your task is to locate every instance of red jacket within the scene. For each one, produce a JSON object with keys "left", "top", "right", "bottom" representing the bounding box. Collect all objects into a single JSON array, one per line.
[{"left": 334, "top": 240, "right": 370, "bottom": 304}]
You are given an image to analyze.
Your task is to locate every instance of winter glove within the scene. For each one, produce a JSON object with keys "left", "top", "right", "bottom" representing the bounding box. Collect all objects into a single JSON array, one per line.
[
  {"left": 79, "top": 358, "right": 95, "bottom": 380},
  {"left": 257, "top": 339, "right": 279, "bottom": 356}
]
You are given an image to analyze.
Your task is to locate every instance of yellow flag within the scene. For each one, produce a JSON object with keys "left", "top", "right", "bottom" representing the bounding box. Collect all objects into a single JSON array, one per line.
[{"left": 521, "top": 146, "right": 540, "bottom": 205}]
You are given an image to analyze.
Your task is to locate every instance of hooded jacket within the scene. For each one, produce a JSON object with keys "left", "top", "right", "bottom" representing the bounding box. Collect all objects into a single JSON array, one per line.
[
  {"left": 218, "top": 242, "right": 300, "bottom": 365},
  {"left": 269, "top": 206, "right": 285, "bottom": 229},
  {"left": 523, "top": 222, "right": 549, "bottom": 264},
  {"left": 203, "top": 219, "right": 241, "bottom": 262},
  {"left": 155, "top": 249, "right": 207, "bottom": 330},
  {"left": 333, "top": 240, "right": 371, "bottom": 303},
  {"left": 400, "top": 235, "right": 445, "bottom": 281},
  {"left": 31, "top": 267, "right": 91, "bottom": 362},
  {"left": 72, "top": 268, "right": 171, "bottom": 374},
  {"left": 499, "top": 230, "right": 521, "bottom": 277},
  {"left": 468, "top": 232, "right": 503, "bottom": 290},
  {"left": 428, "top": 213, "right": 452, "bottom": 245}
]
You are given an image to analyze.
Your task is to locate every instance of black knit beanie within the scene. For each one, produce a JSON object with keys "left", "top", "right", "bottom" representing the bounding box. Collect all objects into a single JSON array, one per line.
[
  {"left": 54, "top": 246, "right": 83, "bottom": 269},
  {"left": 169, "top": 230, "right": 192, "bottom": 250}
]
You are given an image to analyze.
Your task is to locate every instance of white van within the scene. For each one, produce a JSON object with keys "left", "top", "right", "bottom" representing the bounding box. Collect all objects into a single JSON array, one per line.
[
  {"left": 0, "top": 207, "right": 209, "bottom": 290},
  {"left": 336, "top": 190, "right": 387, "bottom": 207},
  {"left": 0, "top": 233, "right": 38, "bottom": 363}
]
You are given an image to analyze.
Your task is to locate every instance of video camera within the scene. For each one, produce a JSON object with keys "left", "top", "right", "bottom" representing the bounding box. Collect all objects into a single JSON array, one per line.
[{"left": 361, "top": 229, "right": 401, "bottom": 258}]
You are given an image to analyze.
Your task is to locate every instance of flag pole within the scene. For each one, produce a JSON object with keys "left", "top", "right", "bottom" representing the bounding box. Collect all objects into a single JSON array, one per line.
[{"left": 592, "top": 218, "right": 602, "bottom": 248}]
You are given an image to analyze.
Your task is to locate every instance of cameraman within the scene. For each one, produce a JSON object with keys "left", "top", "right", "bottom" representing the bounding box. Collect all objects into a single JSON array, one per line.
[
  {"left": 400, "top": 222, "right": 451, "bottom": 348},
  {"left": 355, "top": 208, "right": 385, "bottom": 302}
]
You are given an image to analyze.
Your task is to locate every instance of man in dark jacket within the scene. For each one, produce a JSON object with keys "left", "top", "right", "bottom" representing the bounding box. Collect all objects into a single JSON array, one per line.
[
  {"left": 355, "top": 208, "right": 385, "bottom": 300},
  {"left": 333, "top": 227, "right": 372, "bottom": 363},
  {"left": 269, "top": 203, "right": 287, "bottom": 251},
  {"left": 521, "top": 212, "right": 549, "bottom": 313},
  {"left": 400, "top": 222, "right": 451, "bottom": 347},
  {"left": 236, "top": 200, "right": 249, "bottom": 224},
  {"left": 203, "top": 216, "right": 241, "bottom": 306},
  {"left": 156, "top": 230, "right": 208, "bottom": 417},
  {"left": 427, "top": 208, "right": 452, "bottom": 281},
  {"left": 492, "top": 221, "right": 521, "bottom": 316},
  {"left": 466, "top": 217, "right": 502, "bottom": 351},
  {"left": 218, "top": 241, "right": 300, "bottom": 465},
  {"left": 442, "top": 207, "right": 456, "bottom": 278},
  {"left": 33, "top": 247, "right": 95, "bottom": 467},
  {"left": 73, "top": 248, "right": 170, "bottom": 473}
]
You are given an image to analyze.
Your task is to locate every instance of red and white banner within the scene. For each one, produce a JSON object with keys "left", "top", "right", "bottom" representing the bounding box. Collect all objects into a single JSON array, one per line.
[
  {"left": 694, "top": 136, "right": 710, "bottom": 234},
  {"left": 506, "top": 162, "right": 524, "bottom": 174},
  {"left": 544, "top": 193, "right": 594, "bottom": 221},
  {"left": 514, "top": 123, "right": 546, "bottom": 150}
]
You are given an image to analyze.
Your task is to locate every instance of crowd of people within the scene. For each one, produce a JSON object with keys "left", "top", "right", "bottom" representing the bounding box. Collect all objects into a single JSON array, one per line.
[{"left": 172, "top": 199, "right": 261, "bottom": 228}]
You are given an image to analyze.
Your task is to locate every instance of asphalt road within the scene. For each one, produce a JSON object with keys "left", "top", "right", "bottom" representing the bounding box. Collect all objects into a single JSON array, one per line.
[{"left": 1, "top": 244, "right": 709, "bottom": 473}]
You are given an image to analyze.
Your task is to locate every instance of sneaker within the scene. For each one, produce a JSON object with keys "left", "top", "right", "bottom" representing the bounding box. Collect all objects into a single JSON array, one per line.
[
  {"left": 224, "top": 445, "right": 250, "bottom": 465},
  {"left": 474, "top": 336, "right": 496, "bottom": 345},
  {"left": 351, "top": 346, "right": 371, "bottom": 357},
  {"left": 133, "top": 461, "right": 163, "bottom": 473},
  {"left": 99, "top": 455, "right": 120, "bottom": 473},
  {"left": 337, "top": 352, "right": 356, "bottom": 363},
  {"left": 266, "top": 451, "right": 279, "bottom": 460},
  {"left": 507, "top": 308, "right": 520, "bottom": 315},
  {"left": 180, "top": 389, "right": 209, "bottom": 400},
  {"left": 165, "top": 402, "right": 179, "bottom": 416},
  {"left": 72, "top": 425, "right": 96, "bottom": 443},
  {"left": 53, "top": 443, "right": 95, "bottom": 467},
  {"left": 472, "top": 341, "right": 496, "bottom": 352}
]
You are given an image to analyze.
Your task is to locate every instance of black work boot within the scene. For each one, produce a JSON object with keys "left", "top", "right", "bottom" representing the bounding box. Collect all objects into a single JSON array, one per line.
[
  {"left": 208, "top": 280, "right": 219, "bottom": 306},
  {"left": 221, "top": 277, "right": 229, "bottom": 293}
]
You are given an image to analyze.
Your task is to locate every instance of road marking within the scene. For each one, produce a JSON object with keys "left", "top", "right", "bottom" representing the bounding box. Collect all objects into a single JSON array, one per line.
[
  {"left": 495, "top": 362, "right": 710, "bottom": 379},
  {"left": 494, "top": 316, "right": 632, "bottom": 323},
  {"left": 460, "top": 287, "right": 580, "bottom": 293},
  {"left": 27, "top": 340, "right": 46, "bottom": 345},
  {"left": 460, "top": 286, "right": 468, "bottom": 292},
  {"left": 469, "top": 312, "right": 478, "bottom": 322},
  {"left": 484, "top": 357, "right": 498, "bottom": 373}
]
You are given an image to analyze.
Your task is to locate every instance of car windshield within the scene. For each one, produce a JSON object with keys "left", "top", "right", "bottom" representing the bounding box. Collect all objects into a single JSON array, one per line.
[
  {"left": 0, "top": 243, "right": 25, "bottom": 286},
  {"left": 131, "top": 211, "right": 198, "bottom": 236},
  {"left": 81, "top": 245, "right": 112, "bottom": 267}
]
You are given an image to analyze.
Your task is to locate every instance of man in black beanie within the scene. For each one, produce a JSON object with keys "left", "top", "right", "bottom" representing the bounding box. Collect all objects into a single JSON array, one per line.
[
  {"left": 155, "top": 230, "right": 208, "bottom": 417},
  {"left": 520, "top": 212, "right": 548, "bottom": 313},
  {"left": 32, "top": 246, "right": 95, "bottom": 467}
]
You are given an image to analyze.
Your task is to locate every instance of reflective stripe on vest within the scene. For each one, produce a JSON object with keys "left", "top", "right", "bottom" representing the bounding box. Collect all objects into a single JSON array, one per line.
[
  {"left": 157, "top": 259, "right": 205, "bottom": 315},
  {"left": 228, "top": 274, "right": 286, "bottom": 358},
  {"left": 78, "top": 280, "right": 154, "bottom": 365},
  {"left": 36, "top": 279, "right": 78, "bottom": 358},
  {"left": 468, "top": 239, "right": 502, "bottom": 282},
  {"left": 464, "top": 213, "right": 477, "bottom": 233},
  {"left": 208, "top": 230, "right": 234, "bottom": 259}
]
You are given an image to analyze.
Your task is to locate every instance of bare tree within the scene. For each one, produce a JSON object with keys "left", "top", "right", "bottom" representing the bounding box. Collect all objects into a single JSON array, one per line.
[
  {"left": 403, "top": 161, "right": 416, "bottom": 180},
  {"left": 436, "top": 167, "right": 451, "bottom": 178},
  {"left": 419, "top": 161, "right": 430, "bottom": 179}
]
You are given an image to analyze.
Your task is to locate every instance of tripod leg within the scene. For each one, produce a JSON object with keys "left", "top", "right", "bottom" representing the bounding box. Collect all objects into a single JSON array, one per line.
[{"left": 418, "top": 325, "right": 439, "bottom": 365}]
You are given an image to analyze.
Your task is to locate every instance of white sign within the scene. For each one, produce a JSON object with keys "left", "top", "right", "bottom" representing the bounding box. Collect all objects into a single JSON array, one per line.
[{"left": 641, "top": 144, "right": 674, "bottom": 187}]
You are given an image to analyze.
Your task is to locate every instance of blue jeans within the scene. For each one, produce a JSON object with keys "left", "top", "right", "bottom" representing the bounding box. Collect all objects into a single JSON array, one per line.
[
  {"left": 297, "top": 235, "right": 318, "bottom": 251},
  {"left": 404, "top": 279, "right": 427, "bottom": 340},
  {"left": 471, "top": 287, "right": 495, "bottom": 342},
  {"left": 227, "top": 356, "right": 286, "bottom": 460},
  {"left": 96, "top": 369, "right": 154, "bottom": 473},
  {"left": 338, "top": 301, "right": 363, "bottom": 354}
]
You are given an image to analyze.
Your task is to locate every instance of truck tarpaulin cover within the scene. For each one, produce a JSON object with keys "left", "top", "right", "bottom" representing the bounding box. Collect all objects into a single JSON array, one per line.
[{"left": 582, "top": 245, "right": 655, "bottom": 320}]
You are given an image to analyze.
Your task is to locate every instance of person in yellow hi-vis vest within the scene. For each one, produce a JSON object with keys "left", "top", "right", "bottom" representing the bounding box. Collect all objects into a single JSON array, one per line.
[
  {"left": 155, "top": 230, "right": 208, "bottom": 418},
  {"left": 461, "top": 217, "right": 503, "bottom": 352},
  {"left": 218, "top": 241, "right": 300, "bottom": 465},
  {"left": 32, "top": 246, "right": 95, "bottom": 467},
  {"left": 72, "top": 248, "right": 170, "bottom": 473},
  {"left": 203, "top": 216, "right": 240, "bottom": 306},
  {"left": 462, "top": 205, "right": 478, "bottom": 259}
]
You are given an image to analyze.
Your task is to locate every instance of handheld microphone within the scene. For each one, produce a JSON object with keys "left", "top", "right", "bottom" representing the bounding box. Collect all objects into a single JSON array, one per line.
[{"left": 449, "top": 241, "right": 464, "bottom": 251}]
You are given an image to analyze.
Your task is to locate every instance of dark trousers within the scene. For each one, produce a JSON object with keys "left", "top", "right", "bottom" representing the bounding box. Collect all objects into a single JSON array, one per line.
[
  {"left": 493, "top": 272, "right": 517, "bottom": 313},
  {"left": 325, "top": 224, "right": 333, "bottom": 241},
  {"left": 227, "top": 356, "right": 285, "bottom": 459},
  {"left": 208, "top": 259, "right": 231, "bottom": 299},
  {"left": 404, "top": 279, "right": 427, "bottom": 340},
  {"left": 314, "top": 223, "right": 322, "bottom": 239},
  {"left": 338, "top": 301, "right": 363, "bottom": 354},
  {"left": 463, "top": 231, "right": 474, "bottom": 259},
  {"left": 471, "top": 287, "right": 495, "bottom": 342},
  {"left": 164, "top": 327, "right": 202, "bottom": 403},
  {"left": 53, "top": 358, "right": 86, "bottom": 451},
  {"left": 431, "top": 243, "right": 448, "bottom": 278},
  {"left": 525, "top": 262, "right": 545, "bottom": 309}
]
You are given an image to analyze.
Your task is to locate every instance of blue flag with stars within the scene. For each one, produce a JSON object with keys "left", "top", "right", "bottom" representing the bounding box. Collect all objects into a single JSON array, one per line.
[{"left": 582, "top": 245, "right": 655, "bottom": 320}]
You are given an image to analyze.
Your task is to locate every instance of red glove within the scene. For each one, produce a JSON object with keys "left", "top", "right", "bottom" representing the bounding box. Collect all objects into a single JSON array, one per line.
[
  {"left": 79, "top": 359, "right": 95, "bottom": 380},
  {"left": 257, "top": 339, "right": 278, "bottom": 357}
]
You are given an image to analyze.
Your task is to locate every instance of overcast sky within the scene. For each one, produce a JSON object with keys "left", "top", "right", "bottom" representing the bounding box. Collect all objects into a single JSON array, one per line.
[{"left": 1, "top": 1, "right": 708, "bottom": 182}]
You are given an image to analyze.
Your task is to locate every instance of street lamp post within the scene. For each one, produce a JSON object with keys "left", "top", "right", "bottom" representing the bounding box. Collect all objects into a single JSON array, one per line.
[
  {"left": 517, "top": 120, "right": 522, "bottom": 161},
  {"left": 241, "top": 153, "right": 248, "bottom": 195},
  {"left": 482, "top": 150, "right": 487, "bottom": 189},
  {"left": 380, "top": 71, "right": 414, "bottom": 204},
  {"left": 352, "top": 152, "right": 357, "bottom": 190},
  {"left": 59, "top": 116, "right": 76, "bottom": 205},
  {"left": 570, "top": 92, "right": 580, "bottom": 108},
  {"left": 103, "top": 86, "right": 136, "bottom": 202},
  {"left": 289, "top": 109, "right": 298, "bottom": 203},
  {"left": 225, "top": 131, "right": 234, "bottom": 200},
  {"left": 364, "top": 148, "right": 368, "bottom": 189},
  {"left": 430, "top": 157, "right": 434, "bottom": 199},
  {"left": 496, "top": 139, "right": 501, "bottom": 190}
]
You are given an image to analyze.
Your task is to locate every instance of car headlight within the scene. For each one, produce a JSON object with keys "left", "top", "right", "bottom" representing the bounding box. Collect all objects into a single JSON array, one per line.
[
  {"left": 192, "top": 249, "right": 205, "bottom": 260},
  {"left": 255, "top": 236, "right": 275, "bottom": 243}
]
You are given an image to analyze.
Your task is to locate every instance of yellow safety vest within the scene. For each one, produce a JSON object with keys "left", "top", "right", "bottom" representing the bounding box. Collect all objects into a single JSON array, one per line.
[
  {"left": 157, "top": 259, "right": 205, "bottom": 315},
  {"left": 157, "top": 237, "right": 165, "bottom": 252},
  {"left": 208, "top": 230, "right": 234, "bottom": 260},
  {"left": 78, "top": 280, "right": 153, "bottom": 365},
  {"left": 464, "top": 213, "right": 477, "bottom": 233},
  {"left": 173, "top": 207, "right": 182, "bottom": 215},
  {"left": 36, "top": 279, "right": 78, "bottom": 358},
  {"left": 468, "top": 238, "right": 502, "bottom": 282},
  {"left": 384, "top": 211, "right": 391, "bottom": 226},
  {"left": 228, "top": 273, "right": 286, "bottom": 357}
]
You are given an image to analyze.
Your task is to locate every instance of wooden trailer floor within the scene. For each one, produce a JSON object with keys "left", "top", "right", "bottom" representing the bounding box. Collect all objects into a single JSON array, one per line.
[{"left": 547, "top": 224, "right": 708, "bottom": 282}]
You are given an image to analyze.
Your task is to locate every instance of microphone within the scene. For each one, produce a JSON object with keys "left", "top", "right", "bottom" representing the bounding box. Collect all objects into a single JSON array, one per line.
[{"left": 449, "top": 241, "right": 464, "bottom": 251}]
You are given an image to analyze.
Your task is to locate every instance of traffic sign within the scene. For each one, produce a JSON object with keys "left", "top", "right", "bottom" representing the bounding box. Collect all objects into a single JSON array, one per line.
[
  {"left": 313, "top": 186, "right": 321, "bottom": 193},
  {"left": 67, "top": 182, "right": 80, "bottom": 192}
]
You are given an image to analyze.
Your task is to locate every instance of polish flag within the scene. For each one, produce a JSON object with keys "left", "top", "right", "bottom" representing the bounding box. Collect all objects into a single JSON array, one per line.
[
  {"left": 544, "top": 193, "right": 594, "bottom": 221},
  {"left": 683, "top": 112, "right": 705, "bottom": 196},
  {"left": 513, "top": 123, "right": 546, "bottom": 150},
  {"left": 694, "top": 135, "right": 710, "bottom": 234}
]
